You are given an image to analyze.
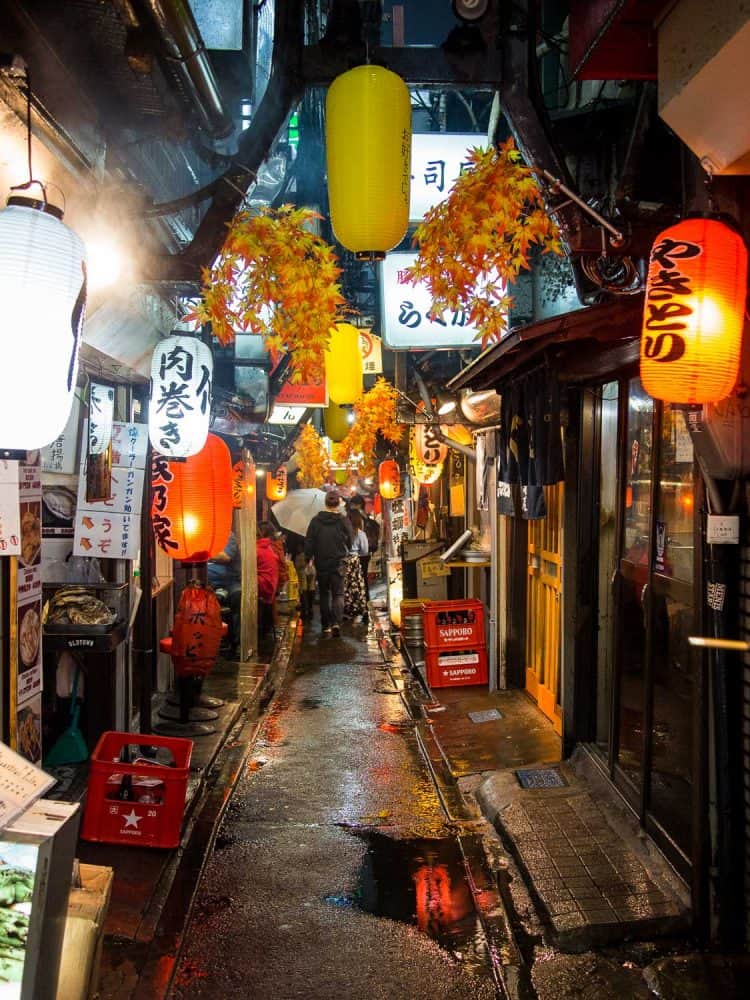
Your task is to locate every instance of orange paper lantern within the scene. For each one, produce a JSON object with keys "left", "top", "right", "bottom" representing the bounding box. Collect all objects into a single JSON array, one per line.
[
  {"left": 151, "top": 433, "right": 233, "bottom": 561},
  {"left": 266, "top": 465, "right": 288, "bottom": 502},
  {"left": 378, "top": 458, "right": 401, "bottom": 500},
  {"left": 415, "top": 423, "right": 448, "bottom": 466},
  {"left": 641, "top": 217, "right": 748, "bottom": 404}
]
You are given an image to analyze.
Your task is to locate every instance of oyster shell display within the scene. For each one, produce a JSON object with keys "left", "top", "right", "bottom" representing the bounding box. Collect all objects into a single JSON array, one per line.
[
  {"left": 42, "top": 587, "right": 116, "bottom": 628},
  {"left": 42, "top": 486, "right": 77, "bottom": 522}
]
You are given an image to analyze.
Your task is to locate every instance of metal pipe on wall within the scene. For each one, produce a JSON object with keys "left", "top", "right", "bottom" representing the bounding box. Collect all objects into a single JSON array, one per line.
[{"left": 143, "top": 0, "right": 233, "bottom": 139}]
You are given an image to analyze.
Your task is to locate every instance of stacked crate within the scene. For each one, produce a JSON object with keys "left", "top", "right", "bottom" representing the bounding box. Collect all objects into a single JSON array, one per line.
[{"left": 422, "top": 599, "right": 487, "bottom": 688}]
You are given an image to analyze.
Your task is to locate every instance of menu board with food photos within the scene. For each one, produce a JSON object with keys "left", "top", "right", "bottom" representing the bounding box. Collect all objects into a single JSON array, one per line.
[
  {"left": 12, "top": 453, "right": 43, "bottom": 757},
  {"left": 0, "top": 460, "right": 21, "bottom": 556}
]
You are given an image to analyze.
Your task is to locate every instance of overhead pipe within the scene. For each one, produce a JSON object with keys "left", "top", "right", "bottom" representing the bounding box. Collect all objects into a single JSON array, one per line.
[{"left": 143, "top": 0, "right": 233, "bottom": 139}]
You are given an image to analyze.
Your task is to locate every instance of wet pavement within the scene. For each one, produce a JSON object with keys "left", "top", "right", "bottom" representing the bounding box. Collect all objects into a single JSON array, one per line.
[{"left": 169, "top": 622, "right": 498, "bottom": 999}]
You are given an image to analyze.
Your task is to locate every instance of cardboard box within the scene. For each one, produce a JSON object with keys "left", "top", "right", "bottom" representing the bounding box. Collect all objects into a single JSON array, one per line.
[{"left": 57, "top": 864, "right": 113, "bottom": 999}]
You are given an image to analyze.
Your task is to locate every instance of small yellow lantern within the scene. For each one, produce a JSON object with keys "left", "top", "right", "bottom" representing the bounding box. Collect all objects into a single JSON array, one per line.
[
  {"left": 410, "top": 430, "right": 443, "bottom": 485},
  {"left": 325, "top": 323, "right": 363, "bottom": 405},
  {"left": 378, "top": 458, "right": 401, "bottom": 500},
  {"left": 266, "top": 465, "right": 288, "bottom": 502},
  {"left": 641, "top": 217, "right": 748, "bottom": 404},
  {"left": 326, "top": 65, "right": 411, "bottom": 259},
  {"left": 323, "top": 399, "right": 352, "bottom": 442}
]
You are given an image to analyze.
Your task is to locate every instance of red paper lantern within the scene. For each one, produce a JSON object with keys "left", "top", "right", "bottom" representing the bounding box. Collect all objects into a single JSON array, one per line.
[
  {"left": 151, "top": 433, "right": 233, "bottom": 561},
  {"left": 415, "top": 423, "right": 448, "bottom": 466},
  {"left": 378, "top": 458, "right": 401, "bottom": 500},
  {"left": 171, "top": 584, "right": 223, "bottom": 677},
  {"left": 641, "top": 217, "right": 748, "bottom": 404}
]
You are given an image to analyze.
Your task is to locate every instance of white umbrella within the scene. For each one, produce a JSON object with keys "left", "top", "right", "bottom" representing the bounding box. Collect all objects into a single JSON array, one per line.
[{"left": 272, "top": 488, "right": 329, "bottom": 536}]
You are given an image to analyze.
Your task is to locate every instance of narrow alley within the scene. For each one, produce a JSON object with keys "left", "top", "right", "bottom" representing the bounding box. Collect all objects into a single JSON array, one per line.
[{"left": 169, "top": 620, "right": 499, "bottom": 1000}]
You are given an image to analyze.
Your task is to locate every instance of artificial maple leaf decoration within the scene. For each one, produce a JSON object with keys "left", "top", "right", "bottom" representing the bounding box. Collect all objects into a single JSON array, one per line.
[
  {"left": 337, "top": 377, "right": 403, "bottom": 478},
  {"left": 184, "top": 205, "right": 348, "bottom": 383},
  {"left": 404, "top": 139, "right": 562, "bottom": 347},
  {"left": 295, "top": 423, "right": 332, "bottom": 488}
]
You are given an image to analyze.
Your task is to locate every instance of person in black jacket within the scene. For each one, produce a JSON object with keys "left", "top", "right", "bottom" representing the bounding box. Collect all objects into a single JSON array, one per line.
[{"left": 304, "top": 490, "right": 354, "bottom": 636}]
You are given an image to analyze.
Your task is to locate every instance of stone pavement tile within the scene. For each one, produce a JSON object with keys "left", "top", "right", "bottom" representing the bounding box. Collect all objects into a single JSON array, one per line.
[
  {"left": 551, "top": 911, "right": 588, "bottom": 933},
  {"left": 564, "top": 875, "right": 597, "bottom": 893},
  {"left": 579, "top": 904, "right": 619, "bottom": 924},
  {"left": 546, "top": 899, "right": 581, "bottom": 917},
  {"left": 535, "top": 876, "right": 565, "bottom": 892},
  {"left": 570, "top": 887, "right": 606, "bottom": 904},
  {"left": 539, "top": 888, "right": 573, "bottom": 903},
  {"left": 554, "top": 862, "right": 589, "bottom": 879}
]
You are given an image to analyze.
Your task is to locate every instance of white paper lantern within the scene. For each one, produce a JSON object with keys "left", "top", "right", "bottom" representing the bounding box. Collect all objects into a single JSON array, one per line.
[
  {"left": 0, "top": 198, "right": 86, "bottom": 453},
  {"left": 149, "top": 335, "right": 213, "bottom": 457}
]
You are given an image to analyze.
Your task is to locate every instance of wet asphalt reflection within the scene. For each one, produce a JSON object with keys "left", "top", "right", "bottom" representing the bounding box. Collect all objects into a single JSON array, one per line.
[{"left": 169, "top": 623, "right": 497, "bottom": 999}]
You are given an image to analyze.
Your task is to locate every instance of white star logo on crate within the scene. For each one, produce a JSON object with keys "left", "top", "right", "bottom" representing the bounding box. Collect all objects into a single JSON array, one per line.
[{"left": 122, "top": 809, "right": 142, "bottom": 829}]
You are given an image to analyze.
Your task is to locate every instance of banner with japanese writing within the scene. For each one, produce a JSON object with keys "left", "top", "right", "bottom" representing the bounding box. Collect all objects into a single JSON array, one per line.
[{"left": 73, "top": 421, "right": 147, "bottom": 559}]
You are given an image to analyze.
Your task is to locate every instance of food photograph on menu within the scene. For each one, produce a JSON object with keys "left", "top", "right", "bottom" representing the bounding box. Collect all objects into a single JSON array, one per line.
[
  {"left": 16, "top": 604, "right": 41, "bottom": 676},
  {"left": 15, "top": 703, "right": 42, "bottom": 766},
  {"left": 17, "top": 504, "right": 40, "bottom": 570},
  {"left": 0, "top": 840, "right": 37, "bottom": 997},
  {"left": 41, "top": 486, "right": 76, "bottom": 538}
]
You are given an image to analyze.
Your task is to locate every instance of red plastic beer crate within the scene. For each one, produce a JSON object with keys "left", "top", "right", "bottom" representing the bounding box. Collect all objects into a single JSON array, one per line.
[
  {"left": 425, "top": 644, "right": 488, "bottom": 688},
  {"left": 423, "top": 599, "right": 485, "bottom": 650},
  {"left": 81, "top": 731, "right": 193, "bottom": 849}
]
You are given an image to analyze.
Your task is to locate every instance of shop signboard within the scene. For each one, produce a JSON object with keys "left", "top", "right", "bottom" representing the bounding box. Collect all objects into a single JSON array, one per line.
[
  {"left": 380, "top": 251, "right": 496, "bottom": 350},
  {"left": 40, "top": 395, "right": 81, "bottom": 474},
  {"left": 73, "top": 421, "right": 147, "bottom": 560},
  {"left": 359, "top": 329, "right": 383, "bottom": 375},
  {"left": 410, "top": 132, "right": 484, "bottom": 221},
  {"left": 268, "top": 404, "right": 306, "bottom": 425}
]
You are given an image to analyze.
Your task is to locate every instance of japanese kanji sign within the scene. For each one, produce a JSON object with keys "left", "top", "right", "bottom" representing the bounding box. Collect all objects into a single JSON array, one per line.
[
  {"left": 381, "top": 251, "right": 493, "bottom": 350},
  {"left": 410, "top": 133, "right": 486, "bottom": 221},
  {"left": 149, "top": 335, "right": 213, "bottom": 457},
  {"left": 74, "top": 421, "right": 148, "bottom": 559}
]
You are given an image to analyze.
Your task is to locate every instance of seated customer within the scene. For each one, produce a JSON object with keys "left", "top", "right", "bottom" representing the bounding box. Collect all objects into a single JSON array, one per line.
[
  {"left": 207, "top": 531, "right": 241, "bottom": 654},
  {"left": 257, "top": 521, "right": 281, "bottom": 642}
]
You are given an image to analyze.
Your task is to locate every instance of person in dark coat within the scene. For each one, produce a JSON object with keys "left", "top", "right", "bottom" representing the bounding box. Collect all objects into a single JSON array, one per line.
[{"left": 304, "top": 490, "right": 354, "bottom": 636}]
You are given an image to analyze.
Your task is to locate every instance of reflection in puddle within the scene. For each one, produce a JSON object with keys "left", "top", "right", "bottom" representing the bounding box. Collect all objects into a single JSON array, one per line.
[{"left": 333, "top": 831, "right": 489, "bottom": 976}]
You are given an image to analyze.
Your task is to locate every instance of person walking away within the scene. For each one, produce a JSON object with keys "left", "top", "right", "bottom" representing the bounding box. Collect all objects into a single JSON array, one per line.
[
  {"left": 257, "top": 522, "right": 280, "bottom": 642},
  {"left": 304, "top": 490, "right": 353, "bottom": 637},
  {"left": 207, "top": 530, "right": 241, "bottom": 656},
  {"left": 348, "top": 494, "right": 380, "bottom": 596},
  {"left": 346, "top": 510, "right": 369, "bottom": 625}
]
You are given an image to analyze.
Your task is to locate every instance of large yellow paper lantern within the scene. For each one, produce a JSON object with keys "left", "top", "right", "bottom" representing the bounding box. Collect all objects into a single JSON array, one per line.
[
  {"left": 641, "top": 217, "right": 748, "bottom": 404},
  {"left": 326, "top": 65, "right": 411, "bottom": 259},
  {"left": 324, "top": 400, "right": 351, "bottom": 442},
  {"left": 325, "top": 323, "right": 363, "bottom": 404}
]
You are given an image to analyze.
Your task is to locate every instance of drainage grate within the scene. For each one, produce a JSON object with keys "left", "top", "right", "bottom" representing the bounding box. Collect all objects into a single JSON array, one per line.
[
  {"left": 468, "top": 709, "right": 503, "bottom": 724},
  {"left": 515, "top": 768, "right": 567, "bottom": 789}
]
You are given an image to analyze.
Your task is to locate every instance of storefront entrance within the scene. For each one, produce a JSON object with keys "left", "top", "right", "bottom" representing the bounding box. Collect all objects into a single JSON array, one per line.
[
  {"left": 595, "top": 377, "right": 698, "bottom": 875},
  {"left": 526, "top": 483, "right": 564, "bottom": 735}
]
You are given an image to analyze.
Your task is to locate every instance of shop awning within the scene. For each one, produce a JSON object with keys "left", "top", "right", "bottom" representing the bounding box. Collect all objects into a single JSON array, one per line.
[{"left": 447, "top": 295, "right": 645, "bottom": 392}]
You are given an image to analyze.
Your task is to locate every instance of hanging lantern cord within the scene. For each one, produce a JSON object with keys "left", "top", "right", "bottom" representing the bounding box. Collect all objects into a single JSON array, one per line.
[{"left": 8, "top": 65, "right": 48, "bottom": 205}]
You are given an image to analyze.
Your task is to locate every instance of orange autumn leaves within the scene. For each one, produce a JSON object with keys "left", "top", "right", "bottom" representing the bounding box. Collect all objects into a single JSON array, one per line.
[
  {"left": 186, "top": 205, "right": 347, "bottom": 384},
  {"left": 405, "top": 139, "right": 562, "bottom": 346},
  {"left": 295, "top": 378, "right": 402, "bottom": 484}
]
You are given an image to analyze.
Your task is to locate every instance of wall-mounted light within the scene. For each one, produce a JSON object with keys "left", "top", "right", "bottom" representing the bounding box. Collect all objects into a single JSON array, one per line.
[{"left": 452, "top": 0, "right": 489, "bottom": 21}]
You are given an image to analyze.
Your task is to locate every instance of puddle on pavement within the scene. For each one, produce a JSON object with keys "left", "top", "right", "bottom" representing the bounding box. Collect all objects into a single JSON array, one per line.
[{"left": 330, "top": 830, "right": 490, "bottom": 977}]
